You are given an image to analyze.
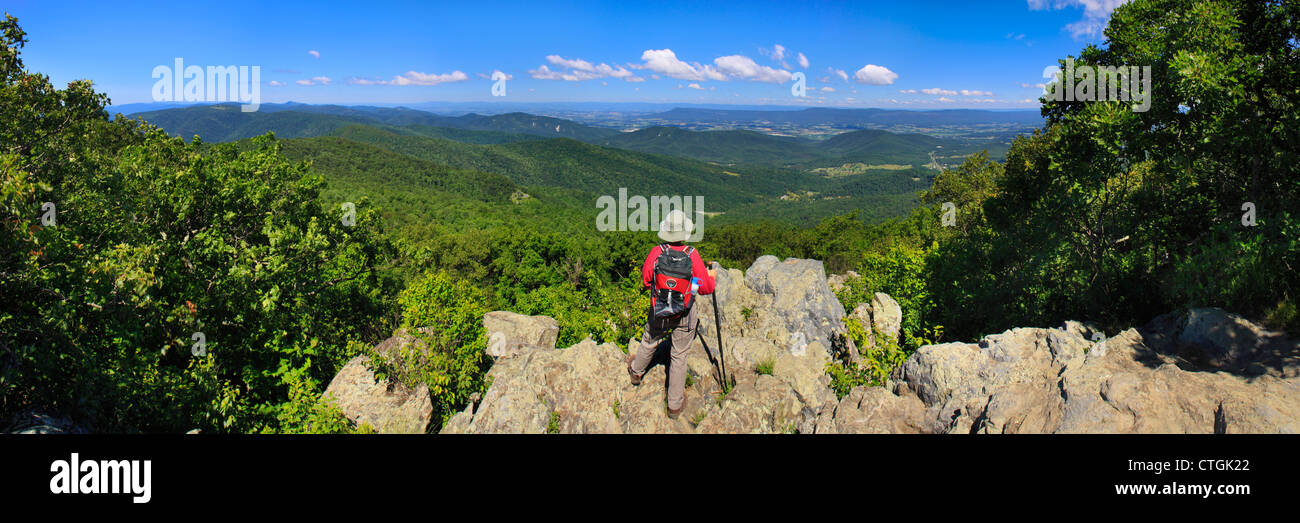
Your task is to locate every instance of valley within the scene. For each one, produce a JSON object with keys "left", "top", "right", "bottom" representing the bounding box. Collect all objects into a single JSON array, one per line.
[{"left": 126, "top": 102, "right": 1021, "bottom": 227}]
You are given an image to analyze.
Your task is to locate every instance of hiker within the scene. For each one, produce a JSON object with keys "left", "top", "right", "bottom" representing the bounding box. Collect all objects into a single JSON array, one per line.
[{"left": 627, "top": 209, "right": 716, "bottom": 419}]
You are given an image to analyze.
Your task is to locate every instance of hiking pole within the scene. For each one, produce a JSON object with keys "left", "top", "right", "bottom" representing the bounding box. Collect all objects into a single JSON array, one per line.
[
  {"left": 693, "top": 326, "right": 731, "bottom": 394},
  {"left": 693, "top": 326, "right": 720, "bottom": 385},
  {"left": 709, "top": 262, "right": 729, "bottom": 389}
]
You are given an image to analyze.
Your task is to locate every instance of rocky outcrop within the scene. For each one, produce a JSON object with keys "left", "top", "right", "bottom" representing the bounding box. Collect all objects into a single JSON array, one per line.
[
  {"left": 846, "top": 292, "right": 903, "bottom": 363},
  {"left": 326, "top": 255, "right": 1300, "bottom": 434},
  {"left": 827, "top": 270, "right": 859, "bottom": 293},
  {"left": 739, "top": 256, "right": 847, "bottom": 357},
  {"left": 443, "top": 256, "right": 847, "bottom": 433},
  {"left": 824, "top": 312, "right": 1300, "bottom": 434},
  {"left": 4, "top": 409, "right": 90, "bottom": 434},
  {"left": 484, "top": 311, "right": 560, "bottom": 358},
  {"left": 323, "top": 330, "right": 434, "bottom": 434}
]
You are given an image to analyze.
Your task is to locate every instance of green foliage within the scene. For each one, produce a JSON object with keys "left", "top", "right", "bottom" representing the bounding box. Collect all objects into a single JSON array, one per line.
[
  {"left": 0, "top": 14, "right": 397, "bottom": 432},
  {"left": 547, "top": 411, "right": 561, "bottom": 434},
  {"left": 825, "top": 317, "right": 910, "bottom": 399},
  {"left": 919, "top": 0, "right": 1300, "bottom": 339},
  {"left": 379, "top": 270, "right": 491, "bottom": 428},
  {"left": 836, "top": 242, "right": 940, "bottom": 351},
  {"left": 271, "top": 365, "right": 357, "bottom": 434},
  {"left": 755, "top": 358, "right": 775, "bottom": 376}
]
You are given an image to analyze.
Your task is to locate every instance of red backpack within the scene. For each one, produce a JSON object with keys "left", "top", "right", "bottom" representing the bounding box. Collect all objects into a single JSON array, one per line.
[{"left": 651, "top": 243, "right": 696, "bottom": 319}]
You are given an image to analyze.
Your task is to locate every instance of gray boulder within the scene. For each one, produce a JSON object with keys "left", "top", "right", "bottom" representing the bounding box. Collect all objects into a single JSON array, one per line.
[
  {"left": 884, "top": 320, "right": 1300, "bottom": 433},
  {"left": 322, "top": 330, "right": 433, "bottom": 434},
  {"left": 483, "top": 311, "right": 560, "bottom": 358},
  {"left": 740, "top": 256, "right": 847, "bottom": 357},
  {"left": 1142, "top": 307, "right": 1299, "bottom": 378},
  {"left": 5, "top": 410, "right": 89, "bottom": 434}
]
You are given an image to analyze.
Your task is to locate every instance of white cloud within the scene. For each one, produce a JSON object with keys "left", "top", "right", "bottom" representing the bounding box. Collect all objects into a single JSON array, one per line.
[
  {"left": 296, "top": 76, "right": 332, "bottom": 86},
  {"left": 547, "top": 55, "right": 595, "bottom": 71},
  {"left": 687, "top": 83, "right": 704, "bottom": 90},
  {"left": 350, "top": 71, "right": 468, "bottom": 86},
  {"left": 899, "top": 89, "right": 918, "bottom": 94},
  {"left": 1028, "top": 0, "right": 1131, "bottom": 39},
  {"left": 820, "top": 86, "right": 835, "bottom": 92},
  {"left": 531, "top": 56, "right": 639, "bottom": 81},
  {"left": 639, "top": 49, "right": 726, "bottom": 81},
  {"left": 961, "top": 89, "right": 994, "bottom": 96},
  {"left": 922, "top": 88, "right": 957, "bottom": 95},
  {"left": 1019, "top": 82, "right": 1047, "bottom": 89},
  {"left": 713, "top": 55, "right": 792, "bottom": 83},
  {"left": 528, "top": 65, "right": 566, "bottom": 80},
  {"left": 268, "top": 80, "right": 285, "bottom": 87},
  {"left": 477, "top": 70, "right": 515, "bottom": 80},
  {"left": 308, "top": 50, "right": 320, "bottom": 59},
  {"left": 760, "top": 44, "right": 789, "bottom": 67},
  {"left": 828, "top": 67, "right": 849, "bottom": 83},
  {"left": 388, "top": 70, "right": 467, "bottom": 86},
  {"left": 797, "top": 52, "right": 809, "bottom": 69},
  {"left": 854, "top": 65, "right": 896, "bottom": 85}
]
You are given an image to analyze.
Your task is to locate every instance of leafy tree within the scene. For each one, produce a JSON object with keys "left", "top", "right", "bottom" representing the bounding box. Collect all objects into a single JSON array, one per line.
[{"left": 1, "top": 15, "right": 396, "bottom": 432}]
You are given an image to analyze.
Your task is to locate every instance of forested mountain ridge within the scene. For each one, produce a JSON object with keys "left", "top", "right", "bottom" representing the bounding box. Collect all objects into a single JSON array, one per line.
[
  {"left": 649, "top": 106, "right": 1043, "bottom": 127},
  {"left": 129, "top": 103, "right": 1008, "bottom": 169},
  {"left": 130, "top": 103, "right": 619, "bottom": 143}
]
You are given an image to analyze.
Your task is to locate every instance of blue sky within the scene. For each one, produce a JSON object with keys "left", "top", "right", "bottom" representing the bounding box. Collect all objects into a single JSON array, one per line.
[{"left": 6, "top": 0, "right": 1128, "bottom": 108}]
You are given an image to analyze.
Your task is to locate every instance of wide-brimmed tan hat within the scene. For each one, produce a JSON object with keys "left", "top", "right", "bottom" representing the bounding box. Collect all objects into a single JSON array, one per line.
[{"left": 657, "top": 209, "right": 694, "bottom": 243}]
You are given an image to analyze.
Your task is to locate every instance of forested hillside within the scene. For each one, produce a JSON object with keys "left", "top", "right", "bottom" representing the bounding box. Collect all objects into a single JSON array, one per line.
[{"left": 132, "top": 103, "right": 619, "bottom": 143}]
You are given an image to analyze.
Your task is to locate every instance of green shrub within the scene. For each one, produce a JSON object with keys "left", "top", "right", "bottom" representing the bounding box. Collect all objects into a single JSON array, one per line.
[
  {"left": 377, "top": 270, "right": 491, "bottom": 429},
  {"left": 826, "top": 317, "right": 909, "bottom": 399},
  {"left": 0, "top": 14, "right": 396, "bottom": 432}
]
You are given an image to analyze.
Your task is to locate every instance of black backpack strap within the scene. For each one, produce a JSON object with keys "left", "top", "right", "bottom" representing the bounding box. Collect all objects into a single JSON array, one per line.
[{"left": 653, "top": 243, "right": 668, "bottom": 278}]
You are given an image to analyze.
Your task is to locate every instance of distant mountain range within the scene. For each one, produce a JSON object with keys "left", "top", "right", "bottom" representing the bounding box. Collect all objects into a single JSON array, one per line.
[
  {"left": 649, "top": 107, "right": 1043, "bottom": 127},
  {"left": 127, "top": 102, "right": 1018, "bottom": 167},
  {"left": 116, "top": 101, "right": 1042, "bottom": 128},
  {"left": 119, "top": 102, "right": 1034, "bottom": 226},
  {"left": 128, "top": 103, "right": 620, "bottom": 143}
]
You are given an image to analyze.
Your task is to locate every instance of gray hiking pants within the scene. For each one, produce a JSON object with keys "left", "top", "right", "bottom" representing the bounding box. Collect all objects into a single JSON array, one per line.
[{"left": 629, "top": 304, "right": 699, "bottom": 411}]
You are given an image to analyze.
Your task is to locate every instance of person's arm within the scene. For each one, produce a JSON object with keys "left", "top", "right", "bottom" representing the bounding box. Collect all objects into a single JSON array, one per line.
[
  {"left": 641, "top": 246, "right": 660, "bottom": 289},
  {"left": 691, "top": 250, "right": 716, "bottom": 295}
]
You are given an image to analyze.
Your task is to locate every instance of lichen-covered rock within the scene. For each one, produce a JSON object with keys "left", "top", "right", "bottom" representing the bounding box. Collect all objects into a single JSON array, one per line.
[
  {"left": 324, "top": 357, "right": 433, "bottom": 434},
  {"left": 740, "top": 256, "right": 847, "bottom": 356},
  {"left": 4, "top": 410, "right": 90, "bottom": 434},
  {"left": 886, "top": 322, "right": 1300, "bottom": 434},
  {"left": 1141, "top": 308, "right": 1300, "bottom": 378},
  {"left": 813, "top": 386, "right": 930, "bottom": 434},
  {"left": 483, "top": 311, "right": 560, "bottom": 358}
]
